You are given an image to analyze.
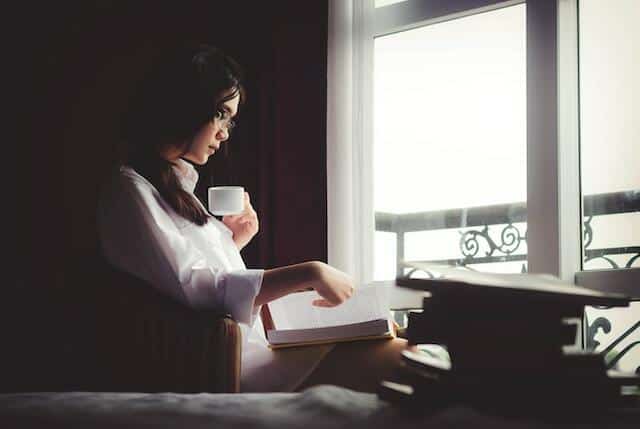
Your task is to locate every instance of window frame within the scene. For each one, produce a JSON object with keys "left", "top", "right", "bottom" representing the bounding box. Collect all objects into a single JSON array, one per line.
[
  {"left": 567, "top": 0, "right": 640, "bottom": 293},
  {"left": 344, "top": 0, "right": 639, "bottom": 293}
]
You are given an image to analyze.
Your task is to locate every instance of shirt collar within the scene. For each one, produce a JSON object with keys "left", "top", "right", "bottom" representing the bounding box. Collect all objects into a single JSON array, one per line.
[{"left": 172, "top": 158, "right": 199, "bottom": 193}]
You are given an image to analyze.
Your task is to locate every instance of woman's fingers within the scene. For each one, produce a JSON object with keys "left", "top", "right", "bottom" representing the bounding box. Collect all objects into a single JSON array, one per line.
[
  {"left": 241, "top": 210, "right": 259, "bottom": 223},
  {"left": 224, "top": 210, "right": 257, "bottom": 224},
  {"left": 235, "top": 215, "right": 258, "bottom": 228}
]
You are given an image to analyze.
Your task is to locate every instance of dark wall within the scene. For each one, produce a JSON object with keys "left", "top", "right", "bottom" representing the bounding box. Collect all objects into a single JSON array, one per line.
[{"left": 6, "top": 0, "right": 327, "bottom": 391}]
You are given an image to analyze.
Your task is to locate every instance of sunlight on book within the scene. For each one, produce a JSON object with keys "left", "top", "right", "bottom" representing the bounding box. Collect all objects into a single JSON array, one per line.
[{"left": 266, "top": 284, "right": 394, "bottom": 348}]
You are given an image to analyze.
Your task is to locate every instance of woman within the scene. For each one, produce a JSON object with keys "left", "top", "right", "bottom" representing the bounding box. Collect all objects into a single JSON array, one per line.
[{"left": 97, "top": 44, "right": 407, "bottom": 393}]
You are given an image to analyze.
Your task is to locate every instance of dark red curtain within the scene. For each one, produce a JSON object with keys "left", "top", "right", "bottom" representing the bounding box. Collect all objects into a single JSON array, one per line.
[{"left": 6, "top": 0, "right": 327, "bottom": 391}]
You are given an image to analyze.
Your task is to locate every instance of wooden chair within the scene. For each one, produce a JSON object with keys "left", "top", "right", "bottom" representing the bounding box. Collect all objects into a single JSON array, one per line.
[{"left": 87, "top": 258, "right": 242, "bottom": 393}]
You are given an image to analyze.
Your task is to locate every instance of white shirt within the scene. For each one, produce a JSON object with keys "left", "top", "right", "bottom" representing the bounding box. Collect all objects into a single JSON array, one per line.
[{"left": 97, "top": 158, "right": 332, "bottom": 392}]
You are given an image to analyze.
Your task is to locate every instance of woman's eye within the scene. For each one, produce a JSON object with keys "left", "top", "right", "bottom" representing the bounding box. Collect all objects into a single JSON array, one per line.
[{"left": 214, "top": 110, "right": 225, "bottom": 120}]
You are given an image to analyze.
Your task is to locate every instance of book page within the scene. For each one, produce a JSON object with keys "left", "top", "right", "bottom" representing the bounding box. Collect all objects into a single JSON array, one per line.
[{"left": 268, "top": 283, "right": 390, "bottom": 330}]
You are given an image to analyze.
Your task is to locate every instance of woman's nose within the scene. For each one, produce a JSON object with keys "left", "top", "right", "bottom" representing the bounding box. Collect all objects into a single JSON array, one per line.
[{"left": 217, "top": 127, "right": 230, "bottom": 142}]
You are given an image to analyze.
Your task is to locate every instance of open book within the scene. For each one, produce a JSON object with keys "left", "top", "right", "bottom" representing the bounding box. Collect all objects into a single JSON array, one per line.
[{"left": 263, "top": 283, "right": 395, "bottom": 348}]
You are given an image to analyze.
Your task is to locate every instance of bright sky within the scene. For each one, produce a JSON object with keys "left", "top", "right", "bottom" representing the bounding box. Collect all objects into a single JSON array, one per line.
[
  {"left": 374, "top": 1, "right": 639, "bottom": 214},
  {"left": 579, "top": 0, "right": 640, "bottom": 195},
  {"left": 373, "top": 4, "right": 527, "bottom": 214}
]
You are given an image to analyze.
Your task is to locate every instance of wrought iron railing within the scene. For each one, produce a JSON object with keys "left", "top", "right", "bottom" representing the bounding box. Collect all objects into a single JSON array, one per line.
[
  {"left": 376, "top": 189, "right": 640, "bottom": 374},
  {"left": 376, "top": 190, "right": 639, "bottom": 277}
]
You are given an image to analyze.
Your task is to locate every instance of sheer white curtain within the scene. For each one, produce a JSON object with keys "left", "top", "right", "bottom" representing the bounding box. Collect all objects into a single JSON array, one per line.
[{"left": 327, "top": 0, "right": 374, "bottom": 285}]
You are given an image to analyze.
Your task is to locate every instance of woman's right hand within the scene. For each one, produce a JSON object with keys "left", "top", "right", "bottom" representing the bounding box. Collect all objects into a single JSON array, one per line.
[
  {"left": 308, "top": 261, "right": 355, "bottom": 307},
  {"left": 257, "top": 261, "right": 354, "bottom": 307}
]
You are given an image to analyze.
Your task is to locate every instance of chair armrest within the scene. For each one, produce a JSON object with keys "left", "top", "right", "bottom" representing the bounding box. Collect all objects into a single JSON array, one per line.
[{"left": 93, "top": 269, "right": 242, "bottom": 393}]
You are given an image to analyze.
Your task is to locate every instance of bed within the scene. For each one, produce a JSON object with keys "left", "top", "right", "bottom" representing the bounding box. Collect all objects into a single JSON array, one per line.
[{"left": 2, "top": 385, "right": 639, "bottom": 429}]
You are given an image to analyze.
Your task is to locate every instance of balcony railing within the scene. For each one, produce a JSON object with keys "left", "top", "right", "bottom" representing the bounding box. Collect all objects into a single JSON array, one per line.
[{"left": 375, "top": 190, "right": 640, "bottom": 278}]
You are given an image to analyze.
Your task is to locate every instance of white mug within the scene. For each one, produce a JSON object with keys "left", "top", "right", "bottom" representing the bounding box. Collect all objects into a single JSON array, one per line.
[{"left": 208, "top": 186, "right": 245, "bottom": 216}]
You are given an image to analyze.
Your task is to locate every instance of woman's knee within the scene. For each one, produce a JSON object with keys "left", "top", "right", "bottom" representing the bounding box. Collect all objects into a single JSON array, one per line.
[{"left": 297, "top": 338, "right": 408, "bottom": 392}]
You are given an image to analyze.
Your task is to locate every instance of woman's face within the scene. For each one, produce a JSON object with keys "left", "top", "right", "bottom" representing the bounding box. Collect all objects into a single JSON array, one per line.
[{"left": 182, "top": 91, "right": 240, "bottom": 165}]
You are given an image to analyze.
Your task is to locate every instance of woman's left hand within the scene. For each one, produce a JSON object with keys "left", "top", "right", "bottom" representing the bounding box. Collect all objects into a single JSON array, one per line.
[{"left": 222, "top": 192, "right": 259, "bottom": 251}]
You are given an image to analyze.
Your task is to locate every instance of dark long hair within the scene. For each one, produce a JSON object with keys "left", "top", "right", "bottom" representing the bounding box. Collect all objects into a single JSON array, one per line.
[{"left": 120, "top": 44, "right": 245, "bottom": 225}]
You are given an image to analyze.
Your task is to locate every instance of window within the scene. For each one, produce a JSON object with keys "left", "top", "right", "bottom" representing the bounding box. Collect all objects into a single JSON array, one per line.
[
  {"left": 373, "top": 3, "right": 527, "bottom": 279},
  {"left": 578, "top": 0, "right": 639, "bottom": 272},
  {"left": 578, "top": 0, "right": 640, "bottom": 376},
  {"left": 327, "top": 0, "right": 639, "bottom": 374}
]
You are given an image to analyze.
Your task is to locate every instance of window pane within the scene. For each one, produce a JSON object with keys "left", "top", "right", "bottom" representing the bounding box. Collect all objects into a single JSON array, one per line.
[
  {"left": 373, "top": 5, "right": 527, "bottom": 279},
  {"left": 579, "top": 0, "right": 640, "bottom": 271}
]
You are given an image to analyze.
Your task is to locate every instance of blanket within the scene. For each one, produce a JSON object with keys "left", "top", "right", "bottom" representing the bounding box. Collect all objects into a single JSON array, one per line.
[{"left": 1, "top": 385, "right": 639, "bottom": 428}]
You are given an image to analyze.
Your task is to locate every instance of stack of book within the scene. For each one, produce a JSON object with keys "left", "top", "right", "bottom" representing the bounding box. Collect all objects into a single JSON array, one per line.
[{"left": 379, "top": 263, "right": 640, "bottom": 414}]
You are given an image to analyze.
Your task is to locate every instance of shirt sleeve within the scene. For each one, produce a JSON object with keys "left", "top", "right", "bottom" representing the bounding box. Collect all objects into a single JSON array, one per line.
[{"left": 97, "top": 172, "right": 263, "bottom": 325}]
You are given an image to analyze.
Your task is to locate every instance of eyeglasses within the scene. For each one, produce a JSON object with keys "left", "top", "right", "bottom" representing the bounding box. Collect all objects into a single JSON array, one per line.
[{"left": 213, "top": 109, "right": 236, "bottom": 133}]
